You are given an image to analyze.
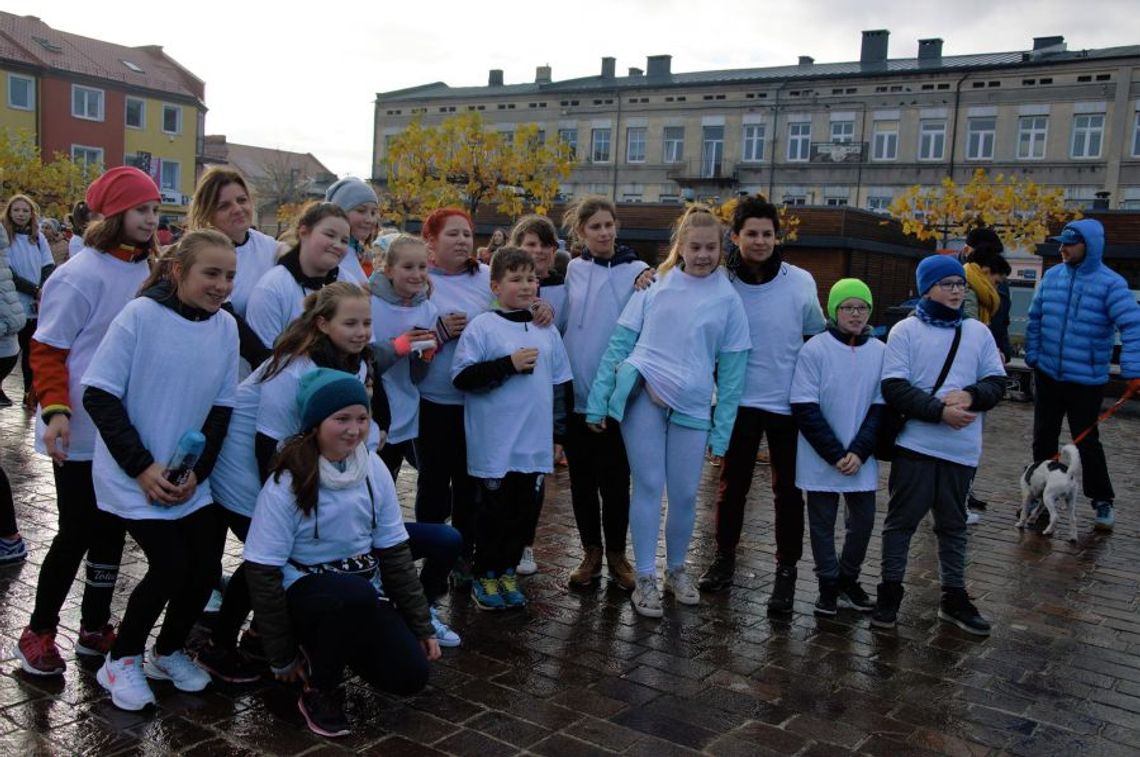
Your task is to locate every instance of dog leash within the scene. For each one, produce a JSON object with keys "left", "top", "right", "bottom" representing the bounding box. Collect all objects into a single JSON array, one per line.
[{"left": 1055, "top": 380, "right": 1139, "bottom": 459}]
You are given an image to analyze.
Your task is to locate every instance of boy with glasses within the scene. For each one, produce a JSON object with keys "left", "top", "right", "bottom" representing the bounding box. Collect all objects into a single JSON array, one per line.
[{"left": 872, "top": 256, "right": 1006, "bottom": 635}]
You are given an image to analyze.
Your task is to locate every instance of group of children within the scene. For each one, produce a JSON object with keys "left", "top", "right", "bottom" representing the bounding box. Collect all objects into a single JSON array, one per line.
[{"left": 2, "top": 165, "right": 1013, "bottom": 737}]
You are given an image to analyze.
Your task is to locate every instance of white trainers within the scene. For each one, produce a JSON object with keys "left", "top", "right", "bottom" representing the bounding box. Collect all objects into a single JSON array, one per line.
[
  {"left": 144, "top": 647, "right": 211, "bottom": 692},
  {"left": 97, "top": 654, "right": 156, "bottom": 711},
  {"left": 966, "top": 509, "right": 981, "bottom": 526},
  {"left": 664, "top": 567, "right": 700, "bottom": 606},
  {"left": 430, "top": 606, "right": 462, "bottom": 648},
  {"left": 516, "top": 546, "right": 538, "bottom": 576},
  {"left": 632, "top": 574, "right": 664, "bottom": 618}
]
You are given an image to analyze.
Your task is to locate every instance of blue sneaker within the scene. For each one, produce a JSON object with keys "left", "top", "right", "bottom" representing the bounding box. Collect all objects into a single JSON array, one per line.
[
  {"left": 498, "top": 570, "right": 526, "bottom": 608},
  {"left": 471, "top": 573, "right": 506, "bottom": 611},
  {"left": 0, "top": 536, "right": 27, "bottom": 566},
  {"left": 1093, "top": 501, "right": 1115, "bottom": 532}
]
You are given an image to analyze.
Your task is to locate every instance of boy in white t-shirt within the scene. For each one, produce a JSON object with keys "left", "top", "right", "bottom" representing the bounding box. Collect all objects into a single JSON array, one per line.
[
  {"left": 451, "top": 247, "right": 572, "bottom": 611},
  {"left": 789, "top": 279, "right": 885, "bottom": 617}
]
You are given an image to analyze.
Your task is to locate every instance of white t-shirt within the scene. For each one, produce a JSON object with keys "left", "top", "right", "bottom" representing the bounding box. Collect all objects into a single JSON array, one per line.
[
  {"left": 733, "top": 263, "right": 826, "bottom": 415},
  {"left": 82, "top": 297, "right": 239, "bottom": 520},
  {"left": 228, "top": 229, "right": 279, "bottom": 319},
  {"left": 563, "top": 256, "right": 649, "bottom": 413},
  {"left": 256, "top": 355, "right": 379, "bottom": 451},
  {"left": 452, "top": 311, "right": 572, "bottom": 478},
  {"left": 246, "top": 263, "right": 364, "bottom": 347},
  {"left": 244, "top": 454, "right": 407, "bottom": 590},
  {"left": 33, "top": 248, "right": 151, "bottom": 461},
  {"left": 9, "top": 231, "right": 53, "bottom": 317},
  {"left": 68, "top": 234, "right": 84, "bottom": 258},
  {"left": 419, "top": 265, "right": 493, "bottom": 406},
  {"left": 540, "top": 280, "right": 568, "bottom": 333},
  {"left": 618, "top": 268, "right": 751, "bottom": 418},
  {"left": 209, "top": 362, "right": 268, "bottom": 517},
  {"left": 882, "top": 316, "right": 1006, "bottom": 467},
  {"left": 371, "top": 295, "right": 439, "bottom": 444},
  {"left": 338, "top": 251, "right": 368, "bottom": 285},
  {"left": 790, "top": 331, "right": 886, "bottom": 492}
]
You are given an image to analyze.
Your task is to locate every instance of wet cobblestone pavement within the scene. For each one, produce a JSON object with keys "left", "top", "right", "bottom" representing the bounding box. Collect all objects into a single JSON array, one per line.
[{"left": 2, "top": 379, "right": 1140, "bottom": 755}]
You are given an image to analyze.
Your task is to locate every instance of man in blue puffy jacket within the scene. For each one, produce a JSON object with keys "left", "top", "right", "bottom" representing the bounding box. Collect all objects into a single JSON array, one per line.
[{"left": 1025, "top": 218, "right": 1140, "bottom": 531}]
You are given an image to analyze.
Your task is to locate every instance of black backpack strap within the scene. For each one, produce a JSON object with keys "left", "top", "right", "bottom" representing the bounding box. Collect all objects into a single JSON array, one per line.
[{"left": 931, "top": 325, "right": 963, "bottom": 395}]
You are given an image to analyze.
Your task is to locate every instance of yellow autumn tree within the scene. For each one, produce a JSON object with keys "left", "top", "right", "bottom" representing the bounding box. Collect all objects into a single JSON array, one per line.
[
  {"left": 889, "top": 168, "right": 1078, "bottom": 249},
  {"left": 0, "top": 129, "right": 98, "bottom": 219}
]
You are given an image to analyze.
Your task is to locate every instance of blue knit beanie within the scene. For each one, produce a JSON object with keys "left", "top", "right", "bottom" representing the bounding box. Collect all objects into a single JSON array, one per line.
[
  {"left": 325, "top": 178, "right": 378, "bottom": 212},
  {"left": 916, "top": 255, "right": 966, "bottom": 295},
  {"left": 297, "top": 368, "right": 370, "bottom": 432}
]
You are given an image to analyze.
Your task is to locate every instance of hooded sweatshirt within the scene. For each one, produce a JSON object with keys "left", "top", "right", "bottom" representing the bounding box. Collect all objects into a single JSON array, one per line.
[{"left": 369, "top": 272, "right": 438, "bottom": 443}]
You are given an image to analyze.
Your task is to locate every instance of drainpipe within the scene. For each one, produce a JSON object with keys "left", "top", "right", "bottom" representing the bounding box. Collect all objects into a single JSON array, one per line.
[
  {"left": 946, "top": 73, "right": 971, "bottom": 183},
  {"left": 611, "top": 86, "right": 623, "bottom": 200},
  {"left": 767, "top": 80, "right": 788, "bottom": 200}
]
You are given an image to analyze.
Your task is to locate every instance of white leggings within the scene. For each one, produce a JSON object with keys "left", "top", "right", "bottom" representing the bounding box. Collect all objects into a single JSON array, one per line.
[{"left": 620, "top": 390, "right": 709, "bottom": 576}]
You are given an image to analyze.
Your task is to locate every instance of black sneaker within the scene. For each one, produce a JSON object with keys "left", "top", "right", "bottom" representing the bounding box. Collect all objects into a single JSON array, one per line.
[
  {"left": 238, "top": 629, "right": 267, "bottom": 663},
  {"left": 966, "top": 493, "right": 988, "bottom": 511},
  {"left": 870, "top": 581, "right": 904, "bottom": 629},
  {"left": 766, "top": 565, "right": 796, "bottom": 615},
  {"left": 697, "top": 550, "right": 735, "bottom": 593},
  {"left": 298, "top": 688, "right": 351, "bottom": 738},
  {"left": 813, "top": 579, "right": 838, "bottom": 616},
  {"left": 939, "top": 588, "right": 991, "bottom": 637},
  {"left": 837, "top": 574, "right": 875, "bottom": 612},
  {"left": 195, "top": 642, "right": 262, "bottom": 684}
]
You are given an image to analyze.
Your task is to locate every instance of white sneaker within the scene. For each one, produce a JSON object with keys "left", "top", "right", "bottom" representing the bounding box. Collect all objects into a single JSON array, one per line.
[
  {"left": 516, "top": 546, "right": 537, "bottom": 576},
  {"left": 664, "top": 567, "right": 700, "bottom": 606},
  {"left": 632, "top": 574, "right": 663, "bottom": 618},
  {"left": 97, "top": 654, "right": 156, "bottom": 711},
  {"left": 430, "top": 606, "right": 462, "bottom": 648},
  {"left": 145, "top": 647, "right": 211, "bottom": 692},
  {"left": 966, "top": 509, "right": 981, "bottom": 526}
]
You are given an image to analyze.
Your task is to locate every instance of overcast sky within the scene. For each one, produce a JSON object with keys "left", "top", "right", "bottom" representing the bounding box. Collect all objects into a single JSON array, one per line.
[{"left": 12, "top": 1, "right": 1139, "bottom": 178}]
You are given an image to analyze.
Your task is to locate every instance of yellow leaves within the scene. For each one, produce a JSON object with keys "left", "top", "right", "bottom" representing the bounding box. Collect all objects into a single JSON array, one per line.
[{"left": 0, "top": 129, "right": 97, "bottom": 219}]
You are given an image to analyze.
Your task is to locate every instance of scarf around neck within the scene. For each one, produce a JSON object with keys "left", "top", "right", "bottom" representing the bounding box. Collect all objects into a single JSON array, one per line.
[
  {"left": 319, "top": 442, "right": 370, "bottom": 490},
  {"left": 915, "top": 297, "right": 963, "bottom": 328},
  {"left": 963, "top": 262, "right": 998, "bottom": 325}
]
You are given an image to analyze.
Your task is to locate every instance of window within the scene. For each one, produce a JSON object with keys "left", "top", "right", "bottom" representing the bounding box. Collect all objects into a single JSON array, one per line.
[
  {"left": 741, "top": 124, "right": 765, "bottom": 162},
  {"left": 7, "top": 74, "right": 33, "bottom": 111},
  {"left": 125, "top": 97, "right": 145, "bottom": 129},
  {"left": 786, "top": 121, "right": 810, "bottom": 161},
  {"left": 872, "top": 121, "right": 898, "bottom": 160},
  {"left": 626, "top": 127, "right": 646, "bottom": 163},
  {"left": 919, "top": 120, "right": 946, "bottom": 161},
  {"left": 591, "top": 128, "right": 611, "bottom": 163},
  {"left": 1133, "top": 113, "right": 1140, "bottom": 158},
  {"left": 1017, "top": 116, "right": 1048, "bottom": 159},
  {"left": 783, "top": 194, "right": 807, "bottom": 206},
  {"left": 966, "top": 117, "right": 996, "bottom": 160},
  {"left": 72, "top": 85, "right": 104, "bottom": 121},
  {"left": 557, "top": 128, "right": 578, "bottom": 158},
  {"left": 663, "top": 126, "right": 684, "bottom": 163},
  {"left": 71, "top": 145, "right": 103, "bottom": 171},
  {"left": 162, "top": 104, "right": 181, "bottom": 134},
  {"left": 825, "top": 197, "right": 848, "bottom": 207},
  {"left": 867, "top": 196, "right": 892, "bottom": 213},
  {"left": 830, "top": 120, "right": 854, "bottom": 144},
  {"left": 160, "top": 160, "right": 180, "bottom": 192},
  {"left": 1071, "top": 114, "right": 1104, "bottom": 158}
]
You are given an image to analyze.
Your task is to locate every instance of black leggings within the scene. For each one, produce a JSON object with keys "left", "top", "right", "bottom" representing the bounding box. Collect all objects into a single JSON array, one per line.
[
  {"left": 379, "top": 440, "right": 417, "bottom": 482},
  {"left": 0, "top": 465, "right": 15, "bottom": 536},
  {"left": 210, "top": 509, "right": 253, "bottom": 649},
  {"left": 563, "top": 412, "right": 630, "bottom": 552},
  {"left": 474, "top": 472, "right": 542, "bottom": 574},
  {"left": 0, "top": 354, "right": 17, "bottom": 393},
  {"left": 112, "top": 504, "right": 226, "bottom": 658},
  {"left": 29, "top": 461, "right": 126, "bottom": 633},
  {"left": 17, "top": 320, "right": 35, "bottom": 389},
  {"left": 288, "top": 572, "right": 429, "bottom": 693},
  {"left": 414, "top": 400, "right": 476, "bottom": 556}
]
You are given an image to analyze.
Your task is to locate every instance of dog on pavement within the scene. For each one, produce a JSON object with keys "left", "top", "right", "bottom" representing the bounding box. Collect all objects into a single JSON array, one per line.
[{"left": 1017, "top": 444, "right": 1082, "bottom": 542}]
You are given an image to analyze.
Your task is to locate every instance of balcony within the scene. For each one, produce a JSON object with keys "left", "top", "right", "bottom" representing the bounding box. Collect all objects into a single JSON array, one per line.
[
  {"left": 809, "top": 141, "right": 867, "bottom": 164},
  {"left": 666, "top": 159, "right": 738, "bottom": 186}
]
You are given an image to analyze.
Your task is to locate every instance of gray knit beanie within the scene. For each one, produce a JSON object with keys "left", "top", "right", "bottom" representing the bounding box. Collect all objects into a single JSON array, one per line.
[{"left": 325, "top": 178, "right": 378, "bottom": 211}]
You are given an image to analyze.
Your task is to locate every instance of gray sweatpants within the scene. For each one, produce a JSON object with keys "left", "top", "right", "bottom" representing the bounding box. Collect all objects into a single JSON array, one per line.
[{"left": 880, "top": 452, "right": 974, "bottom": 589}]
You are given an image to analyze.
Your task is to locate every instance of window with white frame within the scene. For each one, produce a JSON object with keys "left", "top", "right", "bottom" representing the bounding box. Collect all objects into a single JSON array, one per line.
[
  {"left": 867, "top": 196, "right": 893, "bottom": 213},
  {"left": 783, "top": 194, "right": 807, "bottom": 206},
  {"left": 125, "top": 97, "right": 145, "bottom": 129},
  {"left": 830, "top": 120, "right": 854, "bottom": 144},
  {"left": 1133, "top": 112, "right": 1140, "bottom": 158},
  {"left": 663, "top": 126, "right": 684, "bottom": 163},
  {"left": 7, "top": 74, "right": 34, "bottom": 110},
  {"left": 591, "top": 128, "right": 611, "bottom": 163},
  {"left": 786, "top": 121, "right": 811, "bottom": 161},
  {"left": 72, "top": 85, "right": 104, "bottom": 121},
  {"left": 966, "top": 117, "right": 996, "bottom": 160},
  {"left": 626, "top": 127, "right": 646, "bottom": 163},
  {"left": 160, "top": 160, "right": 180, "bottom": 192},
  {"left": 71, "top": 145, "right": 103, "bottom": 170},
  {"left": 918, "top": 120, "right": 946, "bottom": 160},
  {"left": 1071, "top": 114, "right": 1104, "bottom": 158},
  {"left": 557, "top": 128, "right": 577, "bottom": 158},
  {"left": 741, "top": 124, "right": 765, "bottom": 162},
  {"left": 872, "top": 121, "right": 898, "bottom": 160},
  {"left": 825, "top": 197, "right": 848, "bottom": 206},
  {"left": 162, "top": 104, "right": 182, "bottom": 134},
  {"left": 1017, "top": 116, "right": 1048, "bottom": 159}
]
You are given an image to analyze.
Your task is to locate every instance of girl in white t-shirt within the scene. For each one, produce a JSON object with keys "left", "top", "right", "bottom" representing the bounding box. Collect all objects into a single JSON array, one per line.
[
  {"left": 15, "top": 167, "right": 160, "bottom": 679},
  {"left": 2, "top": 193, "right": 54, "bottom": 403},
  {"left": 325, "top": 177, "right": 379, "bottom": 284},
  {"left": 84, "top": 230, "right": 239, "bottom": 711},
  {"left": 587, "top": 207, "right": 751, "bottom": 619}
]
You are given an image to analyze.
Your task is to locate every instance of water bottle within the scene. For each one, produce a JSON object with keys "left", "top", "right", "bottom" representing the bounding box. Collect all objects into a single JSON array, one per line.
[{"left": 165, "top": 431, "right": 205, "bottom": 486}]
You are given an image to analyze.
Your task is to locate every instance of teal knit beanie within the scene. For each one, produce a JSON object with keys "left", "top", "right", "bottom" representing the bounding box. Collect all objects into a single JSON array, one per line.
[{"left": 296, "top": 368, "right": 369, "bottom": 432}]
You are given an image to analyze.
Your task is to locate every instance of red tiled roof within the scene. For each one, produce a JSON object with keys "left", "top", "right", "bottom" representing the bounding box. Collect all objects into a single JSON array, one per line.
[{"left": 0, "top": 12, "right": 204, "bottom": 103}]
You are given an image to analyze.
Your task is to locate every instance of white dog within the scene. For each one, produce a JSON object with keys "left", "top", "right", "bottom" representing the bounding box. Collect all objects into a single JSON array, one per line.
[{"left": 1017, "top": 444, "right": 1082, "bottom": 542}]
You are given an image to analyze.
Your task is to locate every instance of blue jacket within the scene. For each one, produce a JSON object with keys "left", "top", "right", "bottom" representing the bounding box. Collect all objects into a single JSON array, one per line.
[{"left": 1025, "top": 219, "right": 1140, "bottom": 384}]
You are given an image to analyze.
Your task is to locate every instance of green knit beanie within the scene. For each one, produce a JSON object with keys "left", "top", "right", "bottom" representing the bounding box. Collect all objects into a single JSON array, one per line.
[{"left": 827, "top": 278, "right": 873, "bottom": 321}]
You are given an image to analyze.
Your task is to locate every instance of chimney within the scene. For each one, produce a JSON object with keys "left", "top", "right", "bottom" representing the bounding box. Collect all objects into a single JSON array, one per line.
[
  {"left": 601, "top": 57, "right": 616, "bottom": 78},
  {"left": 1032, "top": 35, "right": 1065, "bottom": 51},
  {"left": 918, "top": 38, "right": 943, "bottom": 61},
  {"left": 647, "top": 54, "right": 672, "bottom": 78},
  {"left": 488, "top": 69, "right": 504, "bottom": 87},
  {"left": 535, "top": 65, "right": 551, "bottom": 84},
  {"left": 860, "top": 29, "right": 889, "bottom": 64},
  {"left": 798, "top": 56, "right": 814, "bottom": 66},
  {"left": 1093, "top": 191, "right": 1111, "bottom": 210},
  {"left": 628, "top": 67, "right": 643, "bottom": 77}
]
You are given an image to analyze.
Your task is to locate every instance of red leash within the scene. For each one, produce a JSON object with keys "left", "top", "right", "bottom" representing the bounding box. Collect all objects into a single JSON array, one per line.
[{"left": 1056, "top": 381, "right": 1139, "bottom": 458}]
